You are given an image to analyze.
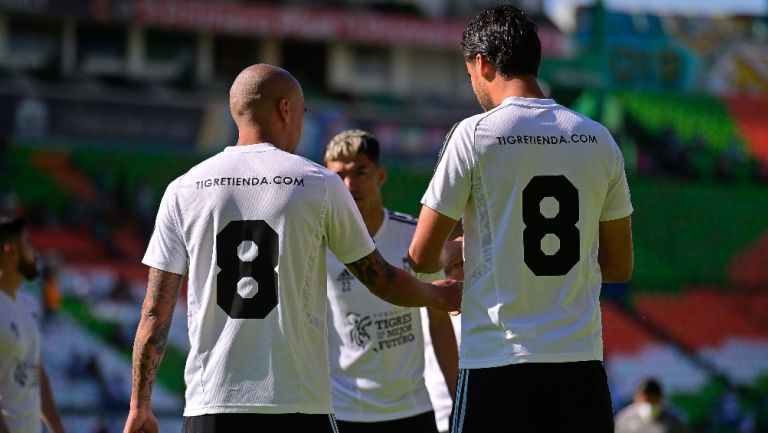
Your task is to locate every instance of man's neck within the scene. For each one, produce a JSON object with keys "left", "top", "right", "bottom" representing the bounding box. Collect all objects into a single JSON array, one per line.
[
  {"left": 363, "top": 207, "right": 385, "bottom": 237},
  {"left": 0, "top": 275, "right": 19, "bottom": 300},
  {"left": 491, "top": 75, "right": 546, "bottom": 106}
]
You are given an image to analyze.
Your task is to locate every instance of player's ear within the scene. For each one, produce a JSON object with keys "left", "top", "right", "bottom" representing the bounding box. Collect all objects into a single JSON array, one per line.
[
  {"left": 278, "top": 97, "right": 291, "bottom": 123},
  {"left": 377, "top": 164, "right": 387, "bottom": 187},
  {"left": 477, "top": 54, "right": 496, "bottom": 81}
]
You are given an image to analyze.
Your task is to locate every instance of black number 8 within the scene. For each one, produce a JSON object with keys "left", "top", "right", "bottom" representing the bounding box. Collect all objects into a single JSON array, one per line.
[
  {"left": 216, "top": 220, "right": 279, "bottom": 319},
  {"left": 522, "top": 175, "right": 580, "bottom": 276}
]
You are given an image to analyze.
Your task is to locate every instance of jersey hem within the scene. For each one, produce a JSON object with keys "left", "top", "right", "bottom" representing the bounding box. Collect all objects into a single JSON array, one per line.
[
  {"left": 420, "top": 198, "right": 463, "bottom": 221},
  {"left": 600, "top": 206, "right": 634, "bottom": 222},
  {"left": 336, "top": 243, "right": 376, "bottom": 265},
  {"left": 458, "top": 351, "right": 603, "bottom": 369},
  {"left": 183, "top": 404, "right": 332, "bottom": 416},
  {"left": 141, "top": 257, "right": 187, "bottom": 276}
]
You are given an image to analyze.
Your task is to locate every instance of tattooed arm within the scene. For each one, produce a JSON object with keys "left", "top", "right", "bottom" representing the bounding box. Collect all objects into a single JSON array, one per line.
[
  {"left": 345, "top": 250, "right": 462, "bottom": 311},
  {"left": 123, "top": 267, "right": 183, "bottom": 433}
]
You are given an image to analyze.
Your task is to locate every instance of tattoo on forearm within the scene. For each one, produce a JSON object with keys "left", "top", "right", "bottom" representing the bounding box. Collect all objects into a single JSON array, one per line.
[
  {"left": 347, "top": 251, "right": 396, "bottom": 287},
  {"left": 131, "top": 268, "right": 182, "bottom": 407}
]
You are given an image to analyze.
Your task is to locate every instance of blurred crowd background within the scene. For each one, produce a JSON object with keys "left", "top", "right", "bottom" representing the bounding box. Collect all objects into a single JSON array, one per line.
[{"left": 1, "top": 0, "right": 767, "bottom": 432}]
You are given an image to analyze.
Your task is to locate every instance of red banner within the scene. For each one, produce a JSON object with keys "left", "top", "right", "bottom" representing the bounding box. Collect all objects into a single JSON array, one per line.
[{"left": 130, "top": 1, "right": 567, "bottom": 56}]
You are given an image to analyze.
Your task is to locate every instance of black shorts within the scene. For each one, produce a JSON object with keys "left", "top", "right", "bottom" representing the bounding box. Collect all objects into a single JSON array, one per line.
[
  {"left": 183, "top": 413, "right": 339, "bottom": 433},
  {"left": 336, "top": 411, "right": 438, "bottom": 433},
  {"left": 450, "top": 361, "right": 614, "bottom": 433}
]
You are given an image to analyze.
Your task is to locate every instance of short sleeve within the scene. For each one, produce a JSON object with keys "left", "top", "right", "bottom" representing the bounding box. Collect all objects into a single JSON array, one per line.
[
  {"left": 324, "top": 173, "right": 376, "bottom": 264},
  {"left": 601, "top": 135, "right": 634, "bottom": 222},
  {"left": 421, "top": 120, "right": 474, "bottom": 220},
  {"left": 142, "top": 179, "right": 189, "bottom": 275}
]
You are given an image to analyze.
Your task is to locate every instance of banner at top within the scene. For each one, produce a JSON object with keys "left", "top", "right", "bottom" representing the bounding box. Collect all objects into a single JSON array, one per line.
[{"left": 125, "top": 0, "right": 568, "bottom": 56}]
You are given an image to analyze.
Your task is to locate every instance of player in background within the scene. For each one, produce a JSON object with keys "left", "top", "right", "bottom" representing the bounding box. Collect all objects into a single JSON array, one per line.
[
  {"left": 615, "top": 377, "right": 690, "bottom": 433},
  {"left": 323, "top": 130, "right": 459, "bottom": 433},
  {"left": 122, "top": 64, "right": 462, "bottom": 433},
  {"left": 408, "top": 5, "right": 633, "bottom": 433},
  {"left": 0, "top": 215, "right": 67, "bottom": 433}
]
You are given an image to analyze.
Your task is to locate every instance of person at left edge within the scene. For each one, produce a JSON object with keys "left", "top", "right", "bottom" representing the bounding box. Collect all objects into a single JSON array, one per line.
[{"left": 0, "top": 215, "right": 67, "bottom": 433}]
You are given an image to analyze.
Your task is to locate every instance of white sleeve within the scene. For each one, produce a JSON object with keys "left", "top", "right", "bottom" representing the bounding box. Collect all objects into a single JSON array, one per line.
[
  {"left": 324, "top": 173, "right": 376, "bottom": 264},
  {"left": 421, "top": 120, "right": 474, "bottom": 220},
  {"left": 142, "top": 179, "right": 188, "bottom": 275},
  {"left": 600, "top": 134, "right": 634, "bottom": 222}
]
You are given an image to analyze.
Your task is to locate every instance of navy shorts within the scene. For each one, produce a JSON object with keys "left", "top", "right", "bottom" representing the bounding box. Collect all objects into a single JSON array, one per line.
[
  {"left": 183, "top": 413, "right": 339, "bottom": 433},
  {"left": 451, "top": 361, "right": 614, "bottom": 433}
]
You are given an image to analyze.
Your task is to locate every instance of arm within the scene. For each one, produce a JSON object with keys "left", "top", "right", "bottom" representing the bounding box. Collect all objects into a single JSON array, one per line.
[
  {"left": 345, "top": 250, "right": 461, "bottom": 312},
  {"left": 39, "top": 367, "right": 66, "bottom": 433},
  {"left": 123, "top": 267, "right": 182, "bottom": 433},
  {"left": 426, "top": 307, "right": 458, "bottom": 398},
  {"left": 408, "top": 206, "right": 459, "bottom": 274},
  {"left": 598, "top": 215, "right": 633, "bottom": 283},
  {"left": 0, "top": 406, "right": 9, "bottom": 433}
]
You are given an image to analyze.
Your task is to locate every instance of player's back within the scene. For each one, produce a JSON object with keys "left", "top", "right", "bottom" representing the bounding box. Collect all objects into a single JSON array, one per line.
[
  {"left": 429, "top": 96, "right": 632, "bottom": 369},
  {"left": 153, "top": 143, "right": 354, "bottom": 415}
]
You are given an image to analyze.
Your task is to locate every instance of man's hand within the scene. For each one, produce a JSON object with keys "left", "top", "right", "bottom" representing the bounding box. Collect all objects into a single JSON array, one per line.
[
  {"left": 430, "top": 278, "right": 463, "bottom": 313},
  {"left": 441, "top": 236, "right": 463, "bottom": 278},
  {"left": 123, "top": 407, "right": 159, "bottom": 433}
]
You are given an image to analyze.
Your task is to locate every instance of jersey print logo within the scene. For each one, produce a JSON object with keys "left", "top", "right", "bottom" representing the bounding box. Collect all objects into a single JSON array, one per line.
[
  {"left": 13, "top": 360, "right": 38, "bottom": 388},
  {"left": 345, "top": 313, "right": 372, "bottom": 349},
  {"left": 337, "top": 269, "right": 355, "bottom": 292}
]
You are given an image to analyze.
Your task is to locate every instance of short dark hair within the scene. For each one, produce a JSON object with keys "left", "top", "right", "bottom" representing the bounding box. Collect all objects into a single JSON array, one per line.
[
  {"left": 0, "top": 215, "right": 26, "bottom": 243},
  {"left": 461, "top": 5, "right": 541, "bottom": 77},
  {"left": 636, "top": 378, "right": 663, "bottom": 398},
  {"left": 324, "top": 129, "right": 381, "bottom": 164}
]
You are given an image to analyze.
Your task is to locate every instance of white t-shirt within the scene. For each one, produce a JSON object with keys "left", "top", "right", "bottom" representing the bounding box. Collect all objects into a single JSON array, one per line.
[
  {"left": 0, "top": 290, "right": 42, "bottom": 433},
  {"left": 143, "top": 143, "right": 375, "bottom": 416},
  {"left": 422, "top": 96, "right": 633, "bottom": 369},
  {"left": 326, "top": 209, "right": 445, "bottom": 422}
]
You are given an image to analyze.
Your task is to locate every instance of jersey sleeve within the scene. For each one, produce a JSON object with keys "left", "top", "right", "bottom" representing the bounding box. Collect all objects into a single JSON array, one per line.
[
  {"left": 421, "top": 120, "right": 474, "bottom": 220},
  {"left": 142, "top": 179, "right": 189, "bottom": 275},
  {"left": 600, "top": 134, "right": 634, "bottom": 222},
  {"left": 324, "top": 173, "right": 376, "bottom": 264}
]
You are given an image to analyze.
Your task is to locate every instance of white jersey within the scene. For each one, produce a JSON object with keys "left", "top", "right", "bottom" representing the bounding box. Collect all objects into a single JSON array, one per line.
[
  {"left": 326, "top": 209, "right": 439, "bottom": 422},
  {"left": 0, "top": 290, "right": 42, "bottom": 433},
  {"left": 421, "top": 311, "right": 461, "bottom": 433},
  {"left": 422, "top": 96, "right": 633, "bottom": 369},
  {"left": 143, "top": 143, "right": 375, "bottom": 416}
]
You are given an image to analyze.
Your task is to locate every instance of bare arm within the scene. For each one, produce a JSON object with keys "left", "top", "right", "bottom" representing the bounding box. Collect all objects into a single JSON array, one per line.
[
  {"left": 39, "top": 367, "right": 66, "bottom": 433},
  {"left": 123, "top": 267, "right": 182, "bottom": 433},
  {"left": 345, "top": 250, "right": 461, "bottom": 312},
  {"left": 598, "top": 215, "right": 633, "bottom": 283},
  {"left": 409, "top": 206, "right": 459, "bottom": 274},
  {"left": 0, "top": 406, "right": 9, "bottom": 433},
  {"left": 426, "top": 307, "right": 458, "bottom": 398}
]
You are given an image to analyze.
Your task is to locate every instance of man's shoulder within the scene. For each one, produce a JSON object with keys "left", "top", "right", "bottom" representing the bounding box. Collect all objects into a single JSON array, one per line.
[{"left": 387, "top": 209, "right": 417, "bottom": 227}]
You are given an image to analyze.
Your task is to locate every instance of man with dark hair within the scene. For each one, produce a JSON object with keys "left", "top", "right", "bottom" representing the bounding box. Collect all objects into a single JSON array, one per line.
[
  {"left": 0, "top": 216, "right": 67, "bottom": 433},
  {"left": 122, "top": 64, "right": 461, "bottom": 433},
  {"left": 615, "top": 378, "right": 689, "bottom": 433},
  {"left": 409, "top": 5, "right": 633, "bottom": 433},
  {"left": 323, "top": 129, "right": 459, "bottom": 433}
]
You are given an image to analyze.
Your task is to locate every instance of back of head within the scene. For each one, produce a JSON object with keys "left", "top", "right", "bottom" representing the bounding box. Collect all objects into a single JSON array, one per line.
[
  {"left": 461, "top": 5, "right": 541, "bottom": 77},
  {"left": 636, "top": 377, "right": 663, "bottom": 400},
  {"left": 324, "top": 129, "right": 380, "bottom": 164},
  {"left": 229, "top": 64, "right": 302, "bottom": 127},
  {"left": 0, "top": 215, "right": 25, "bottom": 247}
]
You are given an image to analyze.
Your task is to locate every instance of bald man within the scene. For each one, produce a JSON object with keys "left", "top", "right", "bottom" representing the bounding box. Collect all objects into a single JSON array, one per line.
[{"left": 122, "top": 64, "right": 462, "bottom": 433}]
